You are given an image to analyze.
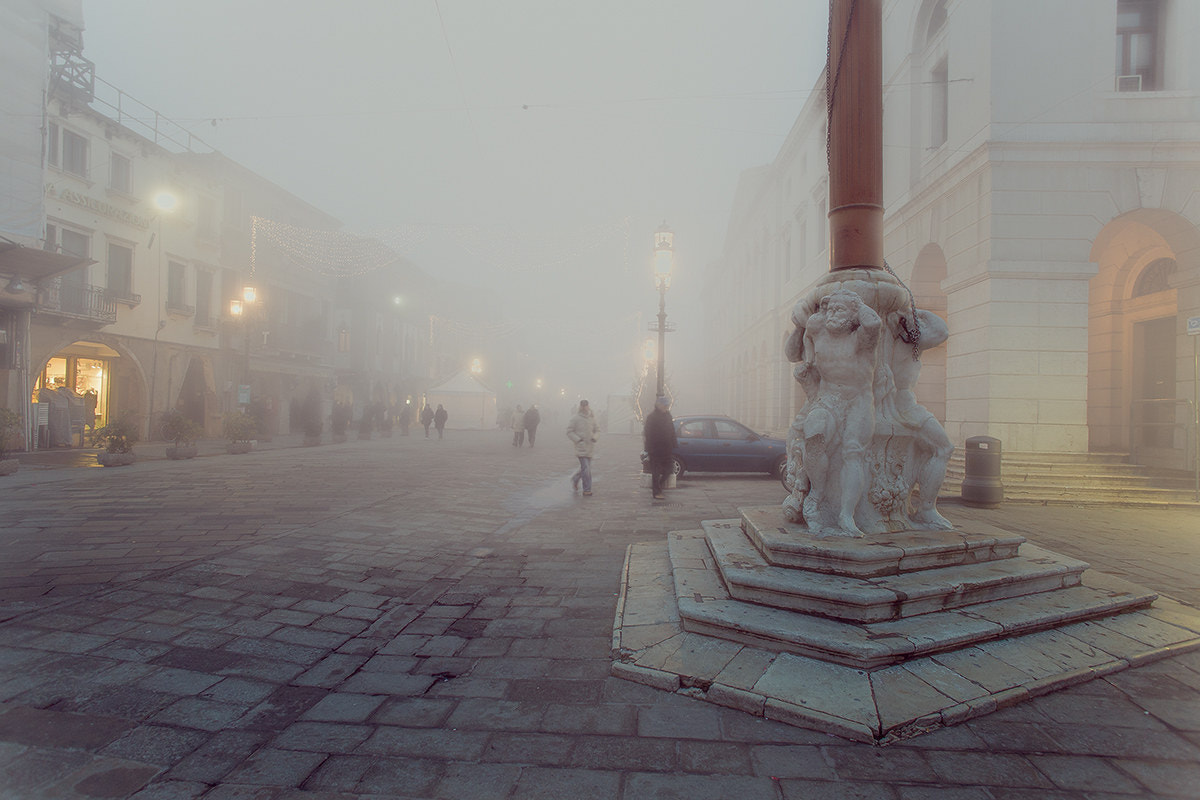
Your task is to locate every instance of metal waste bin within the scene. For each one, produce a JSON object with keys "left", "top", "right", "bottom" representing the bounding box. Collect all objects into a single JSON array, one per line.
[{"left": 961, "top": 435, "right": 1003, "bottom": 507}]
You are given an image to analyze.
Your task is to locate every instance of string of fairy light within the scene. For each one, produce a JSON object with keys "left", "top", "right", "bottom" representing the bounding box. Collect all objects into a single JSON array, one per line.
[{"left": 250, "top": 215, "right": 632, "bottom": 278}]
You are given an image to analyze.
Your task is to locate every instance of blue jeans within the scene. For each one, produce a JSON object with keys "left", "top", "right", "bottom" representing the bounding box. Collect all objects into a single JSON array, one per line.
[{"left": 574, "top": 456, "right": 593, "bottom": 492}]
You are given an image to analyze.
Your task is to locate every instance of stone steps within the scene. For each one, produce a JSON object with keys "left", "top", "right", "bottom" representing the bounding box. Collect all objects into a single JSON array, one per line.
[
  {"left": 706, "top": 524, "right": 1090, "bottom": 623},
  {"left": 671, "top": 518, "right": 1157, "bottom": 670},
  {"left": 942, "top": 450, "right": 1198, "bottom": 506}
]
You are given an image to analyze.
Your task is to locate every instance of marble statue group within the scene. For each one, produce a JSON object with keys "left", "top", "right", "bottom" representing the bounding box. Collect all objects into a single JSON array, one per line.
[{"left": 782, "top": 270, "right": 953, "bottom": 537}]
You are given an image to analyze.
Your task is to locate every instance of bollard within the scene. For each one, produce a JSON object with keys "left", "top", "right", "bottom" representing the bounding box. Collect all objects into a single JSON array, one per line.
[{"left": 961, "top": 435, "right": 1003, "bottom": 508}]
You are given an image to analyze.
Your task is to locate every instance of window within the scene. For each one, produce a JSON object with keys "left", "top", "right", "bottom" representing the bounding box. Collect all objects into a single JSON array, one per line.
[
  {"left": 195, "top": 270, "right": 214, "bottom": 326},
  {"left": 1117, "top": 0, "right": 1161, "bottom": 90},
  {"left": 47, "top": 123, "right": 59, "bottom": 168},
  {"left": 715, "top": 419, "right": 751, "bottom": 440},
  {"left": 930, "top": 58, "right": 948, "bottom": 148},
  {"left": 167, "top": 260, "right": 187, "bottom": 309},
  {"left": 61, "top": 129, "right": 88, "bottom": 177},
  {"left": 224, "top": 188, "right": 243, "bottom": 230},
  {"left": 1132, "top": 257, "right": 1176, "bottom": 297},
  {"left": 106, "top": 242, "right": 134, "bottom": 299},
  {"left": 679, "top": 420, "right": 709, "bottom": 439},
  {"left": 58, "top": 226, "right": 89, "bottom": 259},
  {"left": 198, "top": 195, "right": 217, "bottom": 238},
  {"left": 110, "top": 153, "right": 132, "bottom": 193}
]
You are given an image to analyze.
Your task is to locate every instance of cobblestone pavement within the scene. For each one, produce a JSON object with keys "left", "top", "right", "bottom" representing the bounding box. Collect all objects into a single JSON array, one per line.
[{"left": 1, "top": 430, "right": 1198, "bottom": 799}]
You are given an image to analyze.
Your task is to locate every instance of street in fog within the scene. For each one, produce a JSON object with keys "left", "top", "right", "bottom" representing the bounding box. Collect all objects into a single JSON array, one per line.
[{"left": 0, "top": 436, "right": 1198, "bottom": 797}]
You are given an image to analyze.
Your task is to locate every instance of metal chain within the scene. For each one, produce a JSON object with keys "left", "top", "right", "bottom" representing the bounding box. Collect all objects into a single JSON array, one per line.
[{"left": 883, "top": 258, "right": 921, "bottom": 361}]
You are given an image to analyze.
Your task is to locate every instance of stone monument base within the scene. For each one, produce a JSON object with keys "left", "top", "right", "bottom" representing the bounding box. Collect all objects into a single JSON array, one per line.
[{"left": 611, "top": 506, "right": 1200, "bottom": 743}]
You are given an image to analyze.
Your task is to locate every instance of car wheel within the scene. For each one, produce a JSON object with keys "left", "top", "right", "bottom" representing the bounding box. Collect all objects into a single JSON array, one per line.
[
  {"left": 671, "top": 456, "right": 685, "bottom": 479},
  {"left": 773, "top": 456, "right": 788, "bottom": 487}
]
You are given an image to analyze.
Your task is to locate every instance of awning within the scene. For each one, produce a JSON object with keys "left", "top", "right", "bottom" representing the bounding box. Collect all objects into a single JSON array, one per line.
[{"left": 0, "top": 242, "right": 94, "bottom": 282}]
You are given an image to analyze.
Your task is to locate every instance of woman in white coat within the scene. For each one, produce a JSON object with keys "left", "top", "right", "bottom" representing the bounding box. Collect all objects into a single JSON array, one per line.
[{"left": 566, "top": 399, "right": 600, "bottom": 496}]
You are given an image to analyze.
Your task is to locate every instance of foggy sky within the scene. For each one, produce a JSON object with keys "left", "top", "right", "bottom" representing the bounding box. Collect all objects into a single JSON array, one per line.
[{"left": 80, "top": 0, "right": 829, "bottom": 406}]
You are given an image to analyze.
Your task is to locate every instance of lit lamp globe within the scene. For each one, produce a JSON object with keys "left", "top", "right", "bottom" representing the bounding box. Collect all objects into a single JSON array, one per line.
[{"left": 653, "top": 223, "right": 674, "bottom": 288}]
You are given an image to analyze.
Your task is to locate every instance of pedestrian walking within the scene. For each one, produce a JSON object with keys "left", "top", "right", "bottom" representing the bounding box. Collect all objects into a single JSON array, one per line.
[
  {"left": 398, "top": 403, "right": 411, "bottom": 436},
  {"left": 566, "top": 399, "right": 599, "bottom": 496},
  {"left": 420, "top": 403, "right": 434, "bottom": 438},
  {"left": 523, "top": 404, "right": 541, "bottom": 446},
  {"left": 433, "top": 404, "right": 448, "bottom": 439},
  {"left": 511, "top": 405, "right": 526, "bottom": 447},
  {"left": 643, "top": 395, "right": 677, "bottom": 500}
]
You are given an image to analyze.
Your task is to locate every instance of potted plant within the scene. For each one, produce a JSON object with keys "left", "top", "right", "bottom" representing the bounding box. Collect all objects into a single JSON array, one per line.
[
  {"left": 223, "top": 410, "right": 257, "bottom": 454},
  {"left": 0, "top": 407, "right": 23, "bottom": 477},
  {"left": 90, "top": 413, "right": 139, "bottom": 466},
  {"left": 160, "top": 409, "right": 202, "bottom": 459}
]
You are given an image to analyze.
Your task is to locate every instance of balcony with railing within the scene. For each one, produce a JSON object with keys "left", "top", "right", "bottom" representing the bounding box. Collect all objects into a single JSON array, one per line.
[{"left": 37, "top": 281, "right": 117, "bottom": 325}]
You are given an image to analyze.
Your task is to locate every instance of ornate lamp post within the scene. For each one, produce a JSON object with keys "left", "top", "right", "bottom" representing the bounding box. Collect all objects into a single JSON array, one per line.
[
  {"left": 229, "top": 284, "right": 258, "bottom": 407},
  {"left": 651, "top": 222, "right": 675, "bottom": 398}
]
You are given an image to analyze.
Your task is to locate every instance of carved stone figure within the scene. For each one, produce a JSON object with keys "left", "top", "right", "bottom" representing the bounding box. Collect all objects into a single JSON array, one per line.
[
  {"left": 881, "top": 308, "right": 953, "bottom": 529},
  {"left": 788, "top": 288, "right": 881, "bottom": 535}
]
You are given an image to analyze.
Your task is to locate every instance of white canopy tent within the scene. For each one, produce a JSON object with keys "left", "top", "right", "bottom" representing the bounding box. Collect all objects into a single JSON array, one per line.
[{"left": 424, "top": 371, "right": 497, "bottom": 430}]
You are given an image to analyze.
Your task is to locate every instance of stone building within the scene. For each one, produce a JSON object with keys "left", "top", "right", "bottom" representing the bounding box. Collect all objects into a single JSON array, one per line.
[{"left": 702, "top": 0, "right": 1200, "bottom": 470}]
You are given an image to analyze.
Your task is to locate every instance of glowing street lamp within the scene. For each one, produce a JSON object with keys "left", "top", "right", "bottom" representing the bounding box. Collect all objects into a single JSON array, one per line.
[{"left": 470, "top": 358, "right": 483, "bottom": 375}]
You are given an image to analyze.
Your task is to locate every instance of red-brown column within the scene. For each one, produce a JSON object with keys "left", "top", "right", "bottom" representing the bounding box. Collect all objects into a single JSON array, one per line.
[{"left": 828, "top": 0, "right": 883, "bottom": 272}]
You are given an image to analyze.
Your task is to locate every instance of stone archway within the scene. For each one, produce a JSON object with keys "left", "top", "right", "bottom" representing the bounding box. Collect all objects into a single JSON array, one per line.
[
  {"left": 33, "top": 337, "right": 148, "bottom": 445},
  {"left": 1089, "top": 209, "right": 1200, "bottom": 468}
]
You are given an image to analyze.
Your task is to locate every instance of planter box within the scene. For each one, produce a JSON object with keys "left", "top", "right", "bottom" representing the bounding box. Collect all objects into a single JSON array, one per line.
[
  {"left": 166, "top": 445, "right": 198, "bottom": 460},
  {"left": 97, "top": 452, "right": 136, "bottom": 467},
  {"left": 303, "top": 435, "right": 321, "bottom": 447},
  {"left": 0, "top": 459, "right": 18, "bottom": 477},
  {"left": 227, "top": 441, "right": 255, "bottom": 455}
]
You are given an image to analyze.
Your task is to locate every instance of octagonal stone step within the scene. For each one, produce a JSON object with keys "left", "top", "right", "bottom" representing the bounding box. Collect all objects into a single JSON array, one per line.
[{"left": 706, "top": 524, "right": 1089, "bottom": 623}]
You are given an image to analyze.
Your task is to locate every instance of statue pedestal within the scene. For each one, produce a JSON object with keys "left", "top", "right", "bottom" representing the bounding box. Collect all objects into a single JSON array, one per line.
[{"left": 610, "top": 507, "right": 1197, "bottom": 743}]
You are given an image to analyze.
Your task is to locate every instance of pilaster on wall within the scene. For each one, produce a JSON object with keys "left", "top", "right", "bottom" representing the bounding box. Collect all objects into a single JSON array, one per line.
[{"left": 944, "top": 262, "right": 1095, "bottom": 452}]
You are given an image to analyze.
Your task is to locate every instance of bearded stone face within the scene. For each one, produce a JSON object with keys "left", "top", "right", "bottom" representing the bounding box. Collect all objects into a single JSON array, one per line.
[{"left": 825, "top": 298, "right": 856, "bottom": 332}]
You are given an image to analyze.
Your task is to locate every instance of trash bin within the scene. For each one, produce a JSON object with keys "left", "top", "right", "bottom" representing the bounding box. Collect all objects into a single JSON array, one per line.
[{"left": 961, "top": 435, "right": 1003, "bottom": 508}]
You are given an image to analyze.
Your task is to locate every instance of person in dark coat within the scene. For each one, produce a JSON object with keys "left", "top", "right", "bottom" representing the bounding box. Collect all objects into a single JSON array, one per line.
[
  {"left": 643, "top": 395, "right": 677, "bottom": 500},
  {"left": 433, "top": 404, "right": 448, "bottom": 439},
  {"left": 420, "top": 403, "right": 435, "bottom": 438},
  {"left": 399, "top": 403, "right": 412, "bottom": 436},
  {"left": 523, "top": 404, "right": 541, "bottom": 446}
]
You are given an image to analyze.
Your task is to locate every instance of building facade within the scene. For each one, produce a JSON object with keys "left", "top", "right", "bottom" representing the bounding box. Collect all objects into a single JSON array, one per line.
[
  {"left": 703, "top": 0, "right": 1200, "bottom": 469},
  {"left": 0, "top": 1, "right": 443, "bottom": 449}
]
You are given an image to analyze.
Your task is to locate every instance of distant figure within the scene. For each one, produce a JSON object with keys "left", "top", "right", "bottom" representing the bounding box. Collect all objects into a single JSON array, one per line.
[
  {"left": 643, "top": 396, "right": 677, "bottom": 500},
  {"left": 511, "top": 404, "right": 526, "bottom": 447},
  {"left": 433, "top": 404, "right": 448, "bottom": 439},
  {"left": 82, "top": 389, "right": 98, "bottom": 432},
  {"left": 566, "top": 399, "right": 599, "bottom": 496},
  {"left": 523, "top": 404, "right": 541, "bottom": 447},
  {"left": 420, "top": 403, "right": 435, "bottom": 438},
  {"left": 399, "top": 403, "right": 412, "bottom": 436}
]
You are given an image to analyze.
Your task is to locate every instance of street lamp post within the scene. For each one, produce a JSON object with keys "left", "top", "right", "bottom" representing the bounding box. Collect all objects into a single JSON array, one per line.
[
  {"left": 651, "top": 222, "right": 675, "bottom": 398},
  {"left": 229, "top": 284, "right": 257, "bottom": 407}
]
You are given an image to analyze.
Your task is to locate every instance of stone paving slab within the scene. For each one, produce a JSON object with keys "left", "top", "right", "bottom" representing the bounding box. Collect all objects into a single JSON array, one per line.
[
  {"left": 2, "top": 431, "right": 1200, "bottom": 797},
  {"left": 613, "top": 532, "right": 1200, "bottom": 744}
]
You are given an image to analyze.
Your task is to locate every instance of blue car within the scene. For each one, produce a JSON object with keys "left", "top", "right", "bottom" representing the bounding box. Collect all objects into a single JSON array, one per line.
[{"left": 667, "top": 414, "right": 787, "bottom": 480}]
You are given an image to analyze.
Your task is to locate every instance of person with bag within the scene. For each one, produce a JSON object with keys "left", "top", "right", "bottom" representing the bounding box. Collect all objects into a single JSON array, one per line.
[{"left": 566, "top": 399, "right": 599, "bottom": 496}]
